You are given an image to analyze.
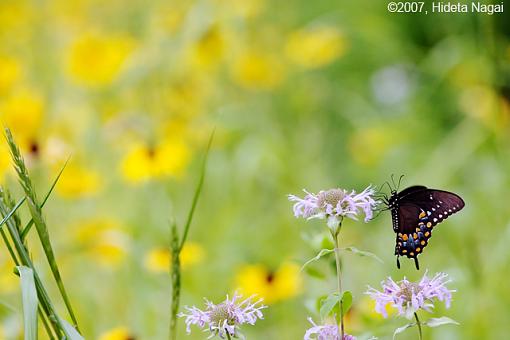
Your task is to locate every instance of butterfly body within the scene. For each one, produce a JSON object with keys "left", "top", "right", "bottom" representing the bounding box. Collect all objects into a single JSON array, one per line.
[{"left": 387, "top": 185, "right": 465, "bottom": 270}]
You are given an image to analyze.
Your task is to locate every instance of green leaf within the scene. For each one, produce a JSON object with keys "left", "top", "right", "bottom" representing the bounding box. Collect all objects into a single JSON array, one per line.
[
  {"left": 0, "top": 197, "right": 26, "bottom": 229},
  {"left": 21, "top": 158, "right": 69, "bottom": 240},
  {"left": 58, "top": 318, "right": 84, "bottom": 340},
  {"left": 179, "top": 129, "right": 214, "bottom": 251},
  {"left": 341, "top": 290, "right": 353, "bottom": 314},
  {"left": 304, "top": 266, "right": 326, "bottom": 280},
  {"left": 393, "top": 322, "right": 415, "bottom": 339},
  {"left": 424, "top": 316, "right": 459, "bottom": 328},
  {"left": 18, "top": 266, "right": 38, "bottom": 340},
  {"left": 319, "top": 291, "right": 353, "bottom": 320},
  {"left": 301, "top": 248, "right": 334, "bottom": 271},
  {"left": 319, "top": 293, "right": 340, "bottom": 320},
  {"left": 342, "top": 246, "right": 384, "bottom": 263}
]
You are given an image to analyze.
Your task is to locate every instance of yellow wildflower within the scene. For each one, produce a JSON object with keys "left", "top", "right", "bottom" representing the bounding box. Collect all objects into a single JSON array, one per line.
[
  {"left": 0, "top": 255, "right": 17, "bottom": 292},
  {"left": 120, "top": 138, "right": 191, "bottom": 183},
  {"left": 358, "top": 295, "right": 395, "bottom": 320},
  {"left": 144, "top": 242, "right": 205, "bottom": 273},
  {"left": 66, "top": 32, "right": 135, "bottom": 87},
  {"left": 56, "top": 163, "right": 102, "bottom": 198},
  {"left": 150, "top": 3, "right": 189, "bottom": 36},
  {"left": 235, "top": 262, "right": 302, "bottom": 304},
  {"left": 0, "top": 143, "right": 11, "bottom": 183},
  {"left": 0, "top": 88, "right": 44, "bottom": 141},
  {"left": 348, "top": 127, "right": 395, "bottom": 166},
  {"left": 163, "top": 74, "right": 208, "bottom": 117},
  {"left": 188, "top": 24, "right": 225, "bottom": 70},
  {"left": 74, "top": 219, "right": 129, "bottom": 267},
  {"left": 0, "top": 55, "right": 22, "bottom": 94},
  {"left": 215, "top": 0, "right": 266, "bottom": 19},
  {"left": 0, "top": 2, "right": 33, "bottom": 38},
  {"left": 231, "top": 50, "right": 284, "bottom": 90},
  {"left": 98, "top": 326, "right": 134, "bottom": 340},
  {"left": 285, "top": 25, "right": 347, "bottom": 69},
  {"left": 459, "top": 85, "right": 509, "bottom": 131}
]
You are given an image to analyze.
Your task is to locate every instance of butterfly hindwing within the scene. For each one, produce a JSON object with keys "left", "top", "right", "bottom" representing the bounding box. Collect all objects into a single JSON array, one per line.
[{"left": 394, "top": 202, "right": 432, "bottom": 259}]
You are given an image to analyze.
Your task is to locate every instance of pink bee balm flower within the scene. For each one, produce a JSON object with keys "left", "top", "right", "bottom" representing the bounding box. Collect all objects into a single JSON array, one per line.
[
  {"left": 179, "top": 293, "right": 266, "bottom": 339},
  {"left": 304, "top": 318, "right": 356, "bottom": 340},
  {"left": 366, "top": 271, "right": 455, "bottom": 319},
  {"left": 288, "top": 185, "right": 378, "bottom": 227}
]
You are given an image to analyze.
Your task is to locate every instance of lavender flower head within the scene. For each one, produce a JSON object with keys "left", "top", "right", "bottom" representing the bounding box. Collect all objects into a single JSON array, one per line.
[
  {"left": 366, "top": 271, "right": 454, "bottom": 319},
  {"left": 304, "top": 318, "right": 356, "bottom": 340},
  {"left": 289, "top": 185, "right": 378, "bottom": 228},
  {"left": 179, "top": 293, "right": 266, "bottom": 339}
]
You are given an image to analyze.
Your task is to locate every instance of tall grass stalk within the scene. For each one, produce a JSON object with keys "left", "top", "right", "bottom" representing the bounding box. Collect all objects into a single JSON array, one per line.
[
  {"left": 5, "top": 129, "right": 79, "bottom": 330},
  {"left": 0, "top": 191, "right": 63, "bottom": 338},
  {"left": 169, "top": 131, "right": 214, "bottom": 340}
]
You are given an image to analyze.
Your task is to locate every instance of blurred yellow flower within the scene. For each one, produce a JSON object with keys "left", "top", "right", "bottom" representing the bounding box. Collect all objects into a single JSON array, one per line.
[
  {"left": 459, "top": 86, "right": 509, "bottom": 131},
  {"left": 0, "top": 144, "right": 12, "bottom": 183},
  {"left": 0, "top": 88, "right": 44, "bottom": 141},
  {"left": 189, "top": 24, "right": 225, "bottom": 70},
  {"left": 144, "top": 242, "right": 205, "bottom": 273},
  {"left": 0, "top": 2, "right": 33, "bottom": 38},
  {"left": 231, "top": 51, "right": 284, "bottom": 90},
  {"left": 285, "top": 26, "right": 347, "bottom": 69},
  {"left": 219, "top": 0, "right": 266, "bottom": 18},
  {"left": 74, "top": 219, "right": 129, "bottom": 267},
  {"left": 98, "top": 326, "right": 134, "bottom": 340},
  {"left": 66, "top": 32, "right": 135, "bottom": 87},
  {"left": 120, "top": 139, "right": 191, "bottom": 183},
  {"left": 150, "top": 3, "right": 189, "bottom": 35},
  {"left": 359, "top": 295, "right": 395, "bottom": 320},
  {"left": 57, "top": 163, "right": 102, "bottom": 198},
  {"left": 164, "top": 74, "right": 209, "bottom": 117},
  {"left": 235, "top": 262, "right": 302, "bottom": 304},
  {"left": 0, "top": 255, "right": 17, "bottom": 292},
  {"left": 0, "top": 55, "right": 22, "bottom": 94},
  {"left": 348, "top": 127, "right": 394, "bottom": 166}
]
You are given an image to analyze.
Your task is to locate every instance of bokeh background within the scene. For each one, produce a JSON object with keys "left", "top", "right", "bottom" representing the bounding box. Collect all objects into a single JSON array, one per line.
[{"left": 0, "top": 0, "right": 509, "bottom": 339}]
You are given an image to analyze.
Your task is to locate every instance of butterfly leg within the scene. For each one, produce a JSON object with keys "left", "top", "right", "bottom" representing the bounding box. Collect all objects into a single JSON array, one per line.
[
  {"left": 396, "top": 256, "right": 400, "bottom": 269},
  {"left": 414, "top": 256, "right": 420, "bottom": 270}
]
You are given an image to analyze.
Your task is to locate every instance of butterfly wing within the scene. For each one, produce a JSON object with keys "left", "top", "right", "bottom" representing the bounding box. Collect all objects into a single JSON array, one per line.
[
  {"left": 393, "top": 188, "right": 465, "bottom": 269},
  {"left": 400, "top": 189, "right": 465, "bottom": 225}
]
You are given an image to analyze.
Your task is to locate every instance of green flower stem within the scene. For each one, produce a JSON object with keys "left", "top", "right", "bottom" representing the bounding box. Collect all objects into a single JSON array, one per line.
[
  {"left": 332, "top": 219, "right": 345, "bottom": 340},
  {"left": 226, "top": 333, "right": 232, "bottom": 340},
  {"left": 414, "top": 312, "right": 423, "bottom": 340},
  {"left": 169, "top": 223, "right": 181, "bottom": 340}
]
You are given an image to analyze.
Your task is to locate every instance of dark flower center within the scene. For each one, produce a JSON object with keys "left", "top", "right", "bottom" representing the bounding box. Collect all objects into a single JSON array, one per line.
[
  {"left": 29, "top": 141, "right": 40, "bottom": 156},
  {"left": 266, "top": 272, "right": 275, "bottom": 284}
]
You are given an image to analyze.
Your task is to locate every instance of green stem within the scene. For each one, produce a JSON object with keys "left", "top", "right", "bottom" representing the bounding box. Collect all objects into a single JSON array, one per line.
[
  {"left": 226, "top": 333, "right": 232, "bottom": 340},
  {"left": 332, "top": 220, "right": 344, "bottom": 340},
  {"left": 169, "top": 223, "right": 181, "bottom": 340},
  {"left": 414, "top": 312, "right": 423, "bottom": 340}
]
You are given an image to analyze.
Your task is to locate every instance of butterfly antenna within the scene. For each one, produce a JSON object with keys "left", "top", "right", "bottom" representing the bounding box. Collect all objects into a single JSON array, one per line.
[
  {"left": 390, "top": 174, "right": 396, "bottom": 190},
  {"left": 397, "top": 175, "right": 405, "bottom": 191},
  {"left": 379, "top": 181, "right": 391, "bottom": 194},
  {"left": 414, "top": 257, "right": 420, "bottom": 270},
  {"left": 396, "top": 256, "right": 401, "bottom": 269}
]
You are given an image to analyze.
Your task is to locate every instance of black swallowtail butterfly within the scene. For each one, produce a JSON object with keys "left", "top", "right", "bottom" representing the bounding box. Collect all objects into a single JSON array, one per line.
[{"left": 382, "top": 181, "right": 465, "bottom": 270}]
